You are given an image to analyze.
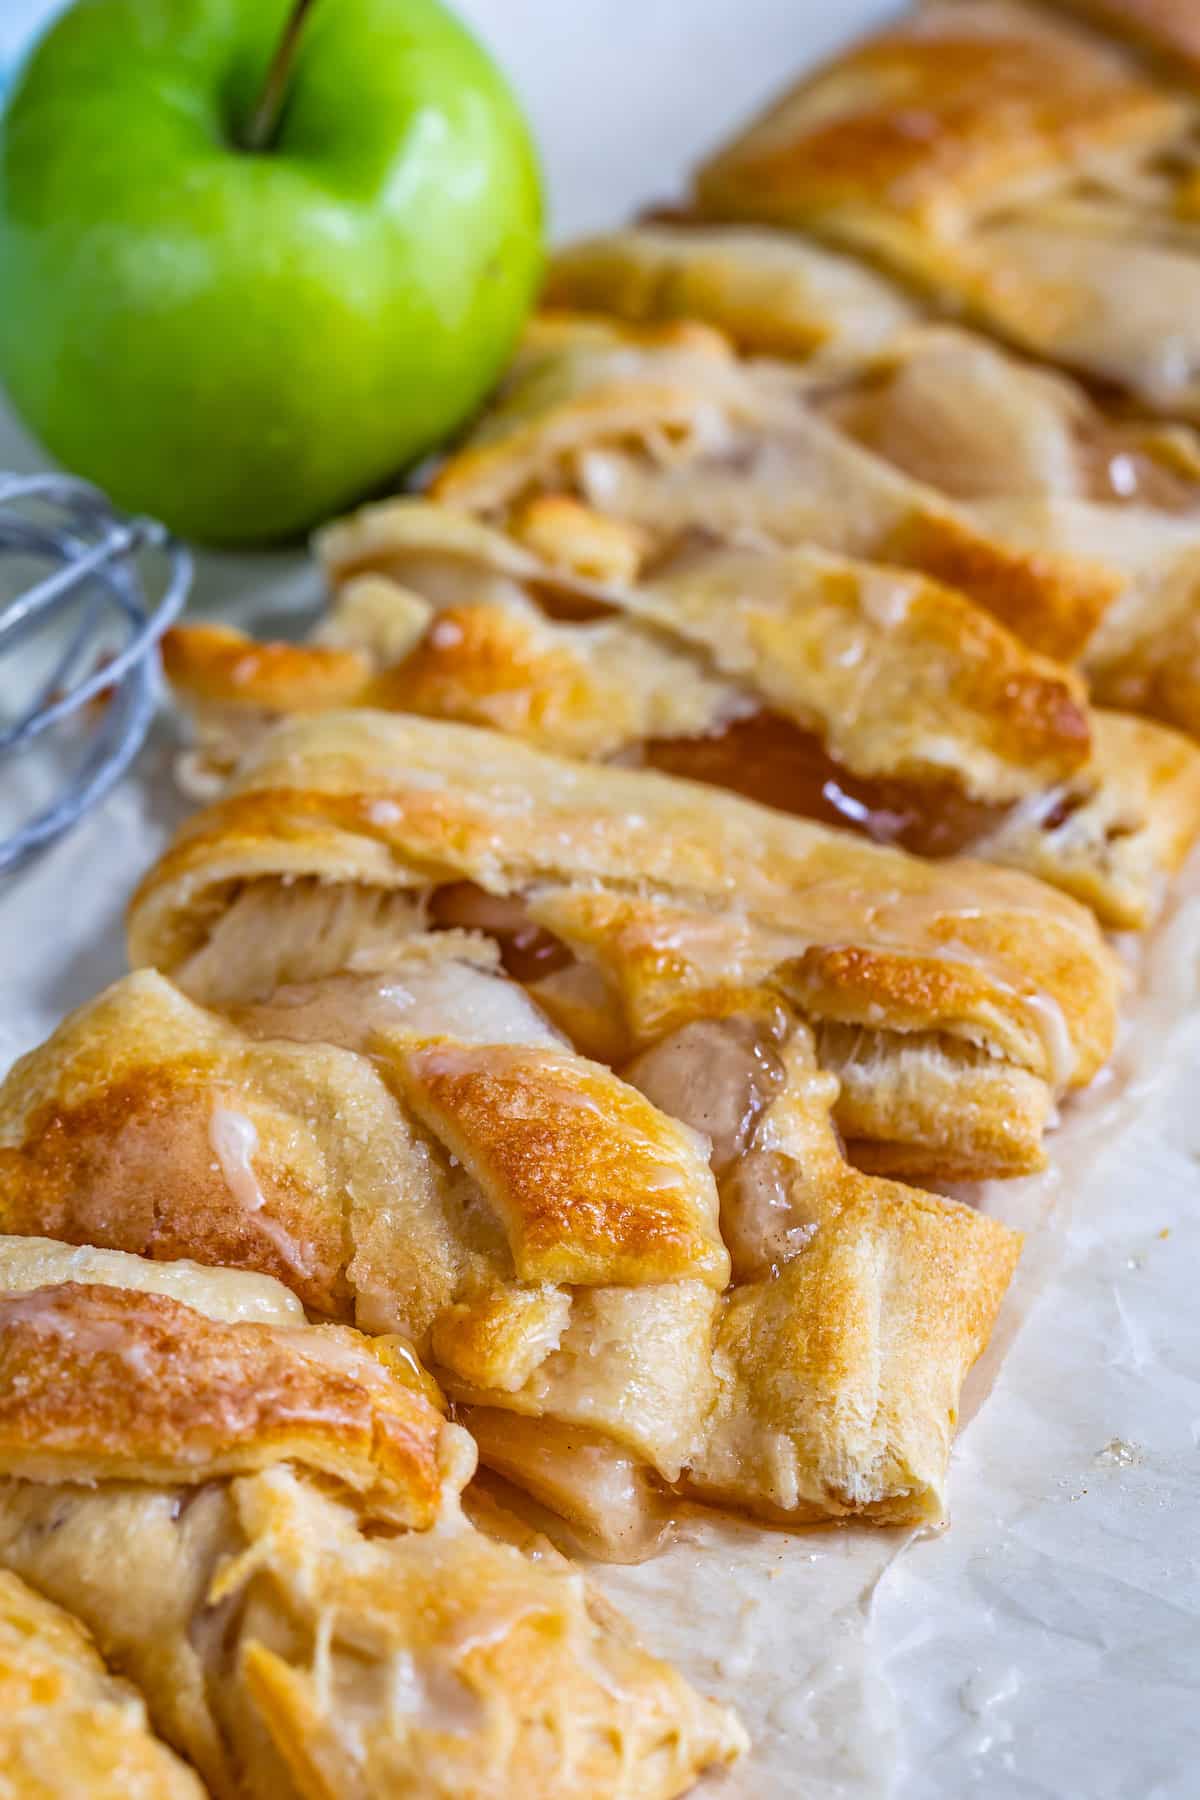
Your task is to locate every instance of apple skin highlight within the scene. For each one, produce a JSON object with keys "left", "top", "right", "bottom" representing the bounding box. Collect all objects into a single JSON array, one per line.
[{"left": 0, "top": 0, "right": 544, "bottom": 544}]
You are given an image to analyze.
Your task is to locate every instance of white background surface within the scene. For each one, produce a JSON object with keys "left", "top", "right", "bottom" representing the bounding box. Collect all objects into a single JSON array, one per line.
[{"left": 2, "top": 4, "right": 1198, "bottom": 1798}]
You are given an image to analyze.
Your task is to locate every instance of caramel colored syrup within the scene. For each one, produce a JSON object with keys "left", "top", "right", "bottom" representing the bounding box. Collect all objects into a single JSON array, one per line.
[
  {"left": 1073, "top": 426, "right": 1200, "bottom": 513},
  {"left": 639, "top": 711, "right": 1011, "bottom": 858},
  {"left": 523, "top": 578, "right": 621, "bottom": 623}
]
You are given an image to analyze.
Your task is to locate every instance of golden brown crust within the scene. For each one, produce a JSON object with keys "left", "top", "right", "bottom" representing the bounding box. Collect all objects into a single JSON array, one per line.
[
  {"left": 0, "top": 979, "right": 1022, "bottom": 1548},
  {"left": 684, "top": 1038, "right": 1022, "bottom": 1519},
  {"left": 0, "top": 1279, "right": 444, "bottom": 1524},
  {"left": 172, "top": 494, "right": 1096, "bottom": 798},
  {"left": 123, "top": 709, "right": 1121, "bottom": 1180},
  {"left": 367, "top": 597, "right": 729, "bottom": 761},
  {"left": 820, "top": 1024, "right": 1055, "bottom": 1180},
  {"left": 231, "top": 1476, "right": 748, "bottom": 1799},
  {"left": 972, "top": 495, "right": 1200, "bottom": 745},
  {"left": 18, "top": 973, "right": 727, "bottom": 1496},
  {"left": 0, "top": 1568, "right": 206, "bottom": 1800},
  {"left": 162, "top": 622, "right": 371, "bottom": 712},
  {"left": 0, "top": 969, "right": 418, "bottom": 1319},
  {"left": 509, "top": 491, "right": 652, "bottom": 582},
  {"left": 0, "top": 1466, "right": 747, "bottom": 1800},
  {"left": 545, "top": 223, "right": 920, "bottom": 361},
  {"left": 632, "top": 535, "right": 1092, "bottom": 783},
  {"left": 694, "top": 0, "right": 1181, "bottom": 231},
  {"left": 128, "top": 712, "right": 1119, "bottom": 1099},
  {"left": 0, "top": 1241, "right": 746, "bottom": 1797},
  {"left": 387, "top": 1040, "right": 728, "bottom": 1288},
  {"left": 475, "top": 245, "right": 1200, "bottom": 783},
  {"left": 428, "top": 315, "right": 1119, "bottom": 659},
  {"left": 0, "top": 956, "right": 729, "bottom": 1502},
  {"left": 878, "top": 502, "right": 1117, "bottom": 662},
  {"left": 165, "top": 491, "right": 1200, "bottom": 928},
  {"left": 319, "top": 496, "right": 1094, "bottom": 788},
  {"left": 0, "top": 957, "right": 726, "bottom": 1333},
  {"left": 525, "top": 883, "right": 1075, "bottom": 1175},
  {"left": 692, "top": 5, "right": 1200, "bottom": 416}
]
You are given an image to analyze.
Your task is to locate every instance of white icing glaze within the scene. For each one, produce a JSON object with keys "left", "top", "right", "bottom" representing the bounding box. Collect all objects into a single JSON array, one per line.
[
  {"left": 858, "top": 567, "right": 917, "bottom": 631},
  {"left": 0, "top": 1289, "right": 157, "bottom": 1377},
  {"left": 208, "top": 1104, "right": 313, "bottom": 1277},
  {"left": 208, "top": 1106, "right": 265, "bottom": 1215},
  {"left": 1020, "top": 992, "right": 1077, "bottom": 1090},
  {"left": 0, "top": 1235, "right": 304, "bottom": 1326}
]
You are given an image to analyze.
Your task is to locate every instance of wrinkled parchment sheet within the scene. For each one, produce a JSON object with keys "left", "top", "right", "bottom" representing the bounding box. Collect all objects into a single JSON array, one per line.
[{"left": 608, "top": 867, "right": 1200, "bottom": 1799}]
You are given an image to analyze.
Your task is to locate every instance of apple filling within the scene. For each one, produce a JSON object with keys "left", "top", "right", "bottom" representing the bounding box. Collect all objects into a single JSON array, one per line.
[
  {"left": 1071, "top": 423, "right": 1200, "bottom": 513},
  {"left": 428, "top": 881, "right": 576, "bottom": 982},
  {"left": 717, "top": 1149, "right": 819, "bottom": 1283},
  {"left": 620, "top": 1014, "right": 787, "bottom": 1176},
  {"left": 808, "top": 343, "right": 1200, "bottom": 513},
  {"left": 619, "top": 1013, "right": 823, "bottom": 1283},
  {"left": 169, "top": 870, "right": 1069, "bottom": 1197},
  {"left": 380, "top": 884, "right": 836, "bottom": 1280},
  {"left": 461, "top": 1408, "right": 673, "bottom": 1561}
]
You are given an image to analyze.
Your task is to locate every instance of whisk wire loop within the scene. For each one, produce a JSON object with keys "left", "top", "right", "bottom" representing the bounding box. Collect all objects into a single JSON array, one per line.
[{"left": 0, "top": 473, "right": 192, "bottom": 874}]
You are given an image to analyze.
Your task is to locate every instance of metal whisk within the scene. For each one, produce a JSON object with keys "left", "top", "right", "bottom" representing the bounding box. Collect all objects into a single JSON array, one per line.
[{"left": 0, "top": 474, "right": 192, "bottom": 875}]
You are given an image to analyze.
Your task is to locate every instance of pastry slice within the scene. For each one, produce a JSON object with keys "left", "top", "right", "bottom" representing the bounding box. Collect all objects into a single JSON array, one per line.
[
  {"left": 0, "top": 1567, "right": 205, "bottom": 1799},
  {"left": 544, "top": 221, "right": 920, "bottom": 362},
  {"left": 125, "top": 709, "right": 1121, "bottom": 1178},
  {"left": 819, "top": 327, "right": 1200, "bottom": 741},
  {"left": 693, "top": 0, "right": 1200, "bottom": 420},
  {"left": 548, "top": 225, "right": 1200, "bottom": 515},
  {"left": 0, "top": 947, "right": 729, "bottom": 1557},
  {"left": 0, "top": 1235, "right": 745, "bottom": 1797},
  {"left": 545, "top": 222, "right": 1200, "bottom": 747},
  {"left": 0, "top": 958, "right": 1019, "bottom": 1541},
  {"left": 167, "top": 494, "right": 1200, "bottom": 929},
  {"left": 643, "top": 1025, "right": 1021, "bottom": 1521},
  {"left": 346, "top": 496, "right": 1200, "bottom": 928},
  {"left": 428, "top": 312, "right": 1117, "bottom": 660},
  {"left": 0, "top": 948, "right": 726, "bottom": 1550},
  {"left": 168, "top": 492, "right": 1200, "bottom": 927},
  {"left": 473, "top": 1018, "right": 1020, "bottom": 1528}
]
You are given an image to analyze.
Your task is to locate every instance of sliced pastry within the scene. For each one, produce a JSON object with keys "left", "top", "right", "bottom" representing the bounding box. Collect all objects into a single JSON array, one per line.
[
  {"left": 125, "top": 709, "right": 1121, "bottom": 1180},
  {"left": 0, "top": 1567, "right": 205, "bottom": 1799},
  {"left": 544, "top": 222, "right": 921, "bottom": 363},
  {"left": 809, "top": 313, "right": 1200, "bottom": 744},
  {"left": 0, "top": 953, "right": 1019, "bottom": 1547},
  {"left": 545, "top": 225, "right": 1200, "bottom": 744},
  {"left": 693, "top": 0, "right": 1200, "bottom": 421},
  {"left": 547, "top": 228, "right": 1200, "bottom": 514},
  {"left": 0, "top": 1234, "right": 746, "bottom": 1795},
  {"left": 163, "top": 493, "right": 1200, "bottom": 929},
  {"left": 0, "top": 953, "right": 729, "bottom": 1554},
  {"left": 429, "top": 312, "right": 1117, "bottom": 660}
]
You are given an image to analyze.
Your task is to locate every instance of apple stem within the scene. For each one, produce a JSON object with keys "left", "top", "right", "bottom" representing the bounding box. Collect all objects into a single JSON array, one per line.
[{"left": 242, "top": 0, "right": 318, "bottom": 152}]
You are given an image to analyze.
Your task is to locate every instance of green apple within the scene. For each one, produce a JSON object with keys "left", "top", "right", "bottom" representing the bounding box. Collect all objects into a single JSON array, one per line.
[{"left": 0, "top": 0, "right": 542, "bottom": 543}]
